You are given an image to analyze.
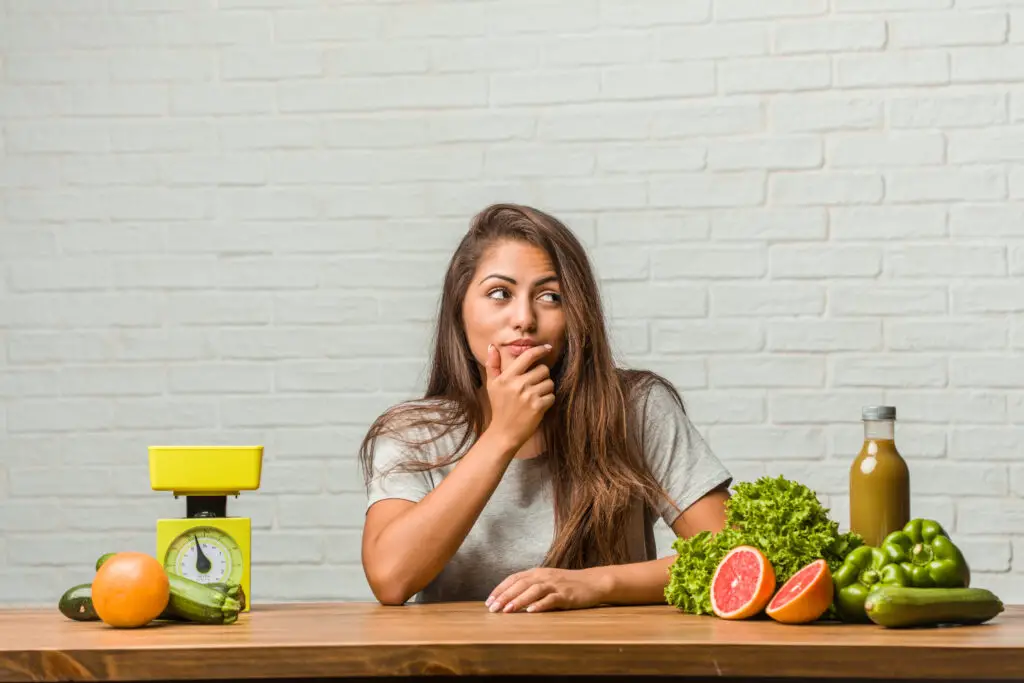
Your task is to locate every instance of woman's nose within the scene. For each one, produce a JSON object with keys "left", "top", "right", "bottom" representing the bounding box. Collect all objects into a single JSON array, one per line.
[{"left": 511, "top": 299, "right": 536, "bottom": 331}]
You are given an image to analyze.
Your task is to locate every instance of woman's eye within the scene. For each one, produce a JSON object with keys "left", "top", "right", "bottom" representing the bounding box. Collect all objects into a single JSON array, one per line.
[
  {"left": 487, "top": 288, "right": 510, "bottom": 300},
  {"left": 540, "top": 292, "right": 561, "bottom": 303}
]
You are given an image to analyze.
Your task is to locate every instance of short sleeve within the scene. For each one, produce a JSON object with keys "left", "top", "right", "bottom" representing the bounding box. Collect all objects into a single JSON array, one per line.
[
  {"left": 364, "top": 433, "right": 435, "bottom": 511},
  {"left": 639, "top": 381, "right": 732, "bottom": 527}
]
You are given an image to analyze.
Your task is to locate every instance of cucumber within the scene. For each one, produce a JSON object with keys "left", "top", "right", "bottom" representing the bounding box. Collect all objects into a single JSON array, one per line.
[
  {"left": 58, "top": 584, "right": 100, "bottom": 622},
  {"left": 864, "top": 585, "right": 1004, "bottom": 628}
]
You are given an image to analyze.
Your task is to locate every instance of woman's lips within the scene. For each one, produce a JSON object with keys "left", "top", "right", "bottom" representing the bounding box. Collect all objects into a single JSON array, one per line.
[{"left": 505, "top": 342, "right": 539, "bottom": 357}]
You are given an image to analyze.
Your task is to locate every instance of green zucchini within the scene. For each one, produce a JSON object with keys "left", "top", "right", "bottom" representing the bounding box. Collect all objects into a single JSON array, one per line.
[
  {"left": 58, "top": 584, "right": 99, "bottom": 622},
  {"left": 864, "top": 585, "right": 1004, "bottom": 628},
  {"left": 164, "top": 572, "right": 242, "bottom": 625}
]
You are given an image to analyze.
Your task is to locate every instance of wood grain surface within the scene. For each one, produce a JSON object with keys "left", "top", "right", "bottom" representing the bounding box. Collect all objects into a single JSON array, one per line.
[{"left": 2, "top": 602, "right": 1022, "bottom": 682}]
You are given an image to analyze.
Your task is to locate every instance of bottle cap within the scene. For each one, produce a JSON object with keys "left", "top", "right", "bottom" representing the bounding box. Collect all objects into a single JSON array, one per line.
[{"left": 862, "top": 405, "right": 896, "bottom": 421}]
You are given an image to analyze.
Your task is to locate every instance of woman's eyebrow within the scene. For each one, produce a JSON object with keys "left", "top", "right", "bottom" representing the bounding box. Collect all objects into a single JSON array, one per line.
[{"left": 478, "top": 274, "right": 559, "bottom": 287}]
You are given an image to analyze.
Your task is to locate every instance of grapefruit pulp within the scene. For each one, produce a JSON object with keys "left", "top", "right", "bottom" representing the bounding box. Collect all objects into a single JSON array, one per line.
[
  {"left": 766, "top": 558, "right": 834, "bottom": 625},
  {"left": 710, "top": 545, "right": 776, "bottom": 620}
]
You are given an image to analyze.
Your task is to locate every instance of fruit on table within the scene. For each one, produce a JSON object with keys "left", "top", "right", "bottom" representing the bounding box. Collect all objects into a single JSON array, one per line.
[
  {"left": 58, "top": 579, "right": 242, "bottom": 625},
  {"left": 864, "top": 585, "right": 1004, "bottom": 628},
  {"left": 765, "top": 559, "right": 834, "bottom": 625},
  {"left": 710, "top": 546, "right": 776, "bottom": 620},
  {"left": 832, "top": 545, "right": 912, "bottom": 623},
  {"left": 881, "top": 518, "right": 971, "bottom": 589},
  {"left": 96, "top": 551, "right": 245, "bottom": 613},
  {"left": 92, "top": 552, "right": 170, "bottom": 628}
]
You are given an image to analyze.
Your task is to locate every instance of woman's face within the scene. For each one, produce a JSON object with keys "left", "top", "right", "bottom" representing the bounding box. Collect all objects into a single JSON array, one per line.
[{"left": 462, "top": 239, "right": 567, "bottom": 377}]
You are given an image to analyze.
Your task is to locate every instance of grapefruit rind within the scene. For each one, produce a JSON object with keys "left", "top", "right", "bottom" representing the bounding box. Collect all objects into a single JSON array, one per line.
[
  {"left": 709, "top": 545, "right": 776, "bottom": 620},
  {"left": 765, "top": 558, "right": 833, "bottom": 625}
]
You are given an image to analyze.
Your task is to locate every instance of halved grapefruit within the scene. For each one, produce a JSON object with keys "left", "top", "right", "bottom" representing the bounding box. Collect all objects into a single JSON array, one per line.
[
  {"left": 766, "top": 558, "right": 833, "bottom": 625},
  {"left": 710, "top": 545, "right": 776, "bottom": 620}
]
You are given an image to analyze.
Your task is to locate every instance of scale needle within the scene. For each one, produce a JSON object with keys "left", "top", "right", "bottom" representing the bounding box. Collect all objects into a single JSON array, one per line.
[{"left": 194, "top": 534, "right": 212, "bottom": 574}]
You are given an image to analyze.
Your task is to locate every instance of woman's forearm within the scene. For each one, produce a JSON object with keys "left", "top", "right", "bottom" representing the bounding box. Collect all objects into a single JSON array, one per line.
[
  {"left": 364, "top": 428, "right": 520, "bottom": 604},
  {"left": 585, "top": 555, "right": 679, "bottom": 606}
]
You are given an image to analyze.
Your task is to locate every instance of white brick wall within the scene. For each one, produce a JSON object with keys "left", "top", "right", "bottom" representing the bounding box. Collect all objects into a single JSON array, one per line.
[{"left": 1, "top": 0, "right": 1023, "bottom": 608}]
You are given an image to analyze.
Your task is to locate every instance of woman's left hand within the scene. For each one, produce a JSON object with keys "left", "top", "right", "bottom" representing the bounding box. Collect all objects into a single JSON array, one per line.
[{"left": 486, "top": 568, "right": 606, "bottom": 613}]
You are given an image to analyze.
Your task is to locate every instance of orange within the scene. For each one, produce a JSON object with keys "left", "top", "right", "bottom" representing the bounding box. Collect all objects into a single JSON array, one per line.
[
  {"left": 710, "top": 545, "right": 776, "bottom": 620},
  {"left": 92, "top": 552, "right": 170, "bottom": 628},
  {"left": 766, "top": 558, "right": 834, "bottom": 625}
]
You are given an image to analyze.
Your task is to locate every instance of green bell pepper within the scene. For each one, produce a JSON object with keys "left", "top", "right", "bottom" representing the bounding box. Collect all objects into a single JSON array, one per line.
[
  {"left": 881, "top": 518, "right": 971, "bottom": 589},
  {"left": 832, "top": 545, "right": 912, "bottom": 623}
]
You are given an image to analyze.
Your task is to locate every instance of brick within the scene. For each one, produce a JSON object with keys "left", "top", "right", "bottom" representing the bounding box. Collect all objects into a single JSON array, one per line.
[
  {"left": 953, "top": 538, "right": 1011, "bottom": 572},
  {"left": 326, "top": 117, "right": 427, "bottom": 148},
  {"left": 602, "top": 63, "right": 715, "bottom": 99},
  {"left": 951, "top": 427, "right": 1024, "bottom": 460},
  {"left": 707, "top": 136, "right": 822, "bottom": 170},
  {"left": 886, "top": 319, "right": 1008, "bottom": 351},
  {"left": 166, "top": 293, "right": 272, "bottom": 325},
  {"left": 543, "top": 34, "right": 651, "bottom": 66},
  {"left": 111, "top": 121, "right": 217, "bottom": 152},
  {"left": 831, "top": 206, "right": 947, "bottom": 240},
  {"left": 164, "top": 154, "right": 268, "bottom": 186},
  {"left": 771, "top": 246, "right": 882, "bottom": 278},
  {"left": 485, "top": 146, "right": 595, "bottom": 177},
  {"left": 276, "top": 361, "right": 378, "bottom": 394},
  {"left": 431, "top": 38, "right": 539, "bottom": 73},
  {"left": 716, "top": 0, "right": 826, "bottom": 19},
  {"left": 601, "top": 0, "right": 710, "bottom": 25},
  {"left": 282, "top": 75, "right": 488, "bottom": 112},
  {"left": 719, "top": 57, "right": 831, "bottom": 94},
  {"left": 217, "top": 326, "right": 425, "bottom": 361},
  {"left": 60, "top": 366, "right": 166, "bottom": 397},
  {"left": 952, "top": 284, "right": 1024, "bottom": 313},
  {"left": 603, "top": 282, "right": 707, "bottom": 319},
  {"left": 5, "top": 51, "right": 108, "bottom": 83},
  {"left": 492, "top": 70, "right": 600, "bottom": 105},
  {"left": 890, "top": 13, "right": 1008, "bottom": 47},
  {"left": 169, "top": 364, "right": 273, "bottom": 394},
  {"left": 650, "top": 172, "right": 766, "bottom": 208},
  {"left": 598, "top": 212, "right": 709, "bottom": 243},
  {"left": 836, "top": 52, "right": 949, "bottom": 87},
  {"left": 108, "top": 50, "right": 216, "bottom": 82},
  {"left": 709, "top": 426, "right": 826, "bottom": 460},
  {"left": 114, "top": 257, "right": 217, "bottom": 289},
  {"left": 953, "top": 47, "right": 1024, "bottom": 82},
  {"left": 273, "top": 9, "right": 380, "bottom": 42},
  {"left": 1011, "top": 396, "right": 1024, "bottom": 422},
  {"left": 9, "top": 465, "right": 146, "bottom": 498},
  {"left": 892, "top": 424, "right": 948, "bottom": 458},
  {"left": 889, "top": 93, "right": 1008, "bottom": 128},
  {"left": 592, "top": 247, "right": 649, "bottom": 281},
  {"left": 949, "top": 127, "right": 1024, "bottom": 163},
  {"left": 771, "top": 390, "right": 884, "bottom": 423},
  {"left": 833, "top": 355, "right": 947, "bottom": 388},
  {"left": 828, "top": 132, "right": 944, "bottom": 168},
  {"left": 256, "top": 567, "right": 372, "bottom": 601},
  {"left": 886, "top": 167, "right": 1006, "bottom": 202},
  {"left": 486, "top": 1, "right": 598, "bottom": 34},
  {"left": 273, "top": 294, "right": 377, "bottom": 325},
  {"left": 774, "top": 18, "right": 886, "bottom": 53},
  {"left": 216, "top": 189, "right": 320, "bottom": 220},
  {"left": 221, "top": 47, "right": 323, "bottom": 80},
  {"left": 951, "top": 356, "right": 1024, "bottom": 387},
  {"left": 540, "top": 179, "right": 647, "bottom": 211},
  {"left": 711, "top": 208, "right": 827, "bottom": 240},
  {"left": 330, "top": 43, "right": 430, "bottom": 75},
  {"left": 6, "top": 121, "right": 109, "bottom": 153},
  {"left": 1014, "top": 247, "right": 1024, "bottom": 275},
  {"left": 324, "top": 530, "right": 365, "bottom": 564},
  {"left": 8, "top": 260, "right": 112, "bottom": 293},
  {"left": 7, "top": 331, "right": 117, "bottom": 365},
  {"left": 652, "top": 102, "right": 764, "bottom": 138},
  {"left": 835, "top": 0, "right": 951, "bottom": 9},
  {"left": 252, "top": 531, "right": 324, "bottom": 564},
  {"left": 5, "top": 532, "right": 151, "bottom": 568},
  {"left": 610, "top": 322, "right": 651, "bottom": 356},
  {"left": 658, "top": 24, "right": 770, "bottom": 59},
  {"left": 709, "top": 356, "right": 826, "bottom": 388},
  {"left": 1014, "top": 167, "right": 1024, "bottom": 197},
  {"left": 599, "top": 143, "right": 705, "bottom": 173},
  {"left": 62, "top": 155, "right": 162, "bottom": 187},
  {"left": 429, "top": 112, "right": 532, "bottom": 143},
  {"left": 217, "top": 258, "right": 320, "bottom": 290},
  {"left": 0, "top": 370, "right": 59, "bottom": 398},
  {"left": 538, "top": 109, "right": 651, "bottom": 141},
  {"left": 887, "top": 245, "right": 1007, "bottom": 277},
  {"left": 712, "top": 284, "right": 825, "bottom": 316},
  {"left": 682, "top": 391, "right": 766, "bottom": 425},
  {"left": 768, "top": 320, "right": 882, "bottom": 352},
  {"left": 958, "top": 499, "right": 1024, "bottom": 534},
  {"left": 653, "top": 321, "right": 764, "bottom": 353},
  {"left": 772, "top": 95, "right": 883, "bottom": 131},
  {"left": 652, "top": 246, "right": 766, "bottom": 279},
  {"left": 886, "top": 390, "right": 1007, "bottom": 424},
  {"left": 106, "top": 188, "right": 210, "bottom": 220},
  {"left": 770, "top": 171, "right": 883, "bottom": 205}
]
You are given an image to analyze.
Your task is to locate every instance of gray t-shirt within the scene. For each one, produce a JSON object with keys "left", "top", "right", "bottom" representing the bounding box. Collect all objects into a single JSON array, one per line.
[{"left": 363, "top": 381, "right": 732, "bottom": 603}]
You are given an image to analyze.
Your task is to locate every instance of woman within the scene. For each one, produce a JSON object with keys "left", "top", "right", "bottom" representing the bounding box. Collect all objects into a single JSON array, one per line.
[{"left": 359, "top": 203, "right": 731, "bottom": 613}]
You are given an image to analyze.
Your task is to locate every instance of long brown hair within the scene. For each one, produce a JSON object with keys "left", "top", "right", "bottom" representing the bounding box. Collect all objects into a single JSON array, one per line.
[{"left": 359, "top": 203, "right": 683, "bottom": 569}]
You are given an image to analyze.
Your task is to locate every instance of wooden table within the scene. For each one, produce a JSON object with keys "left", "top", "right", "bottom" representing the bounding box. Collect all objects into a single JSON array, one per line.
[{"left": 1, "top": 602, "right": 1022, "bottom": 682}]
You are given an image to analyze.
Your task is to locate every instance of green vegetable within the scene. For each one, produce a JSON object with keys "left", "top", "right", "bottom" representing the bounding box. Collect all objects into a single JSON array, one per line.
[
  {"left": 881, "top": 519, "right": 971, "bottom": 589},
  {"left": 832, "top": 545, "right": 912, "bottom": 623},
  {"left": 58, "top": 584, "right": 99, "bottom": 622},
  {"left": 864, "top": 586, "right": 1003, "bottom": 628},
  {"left": 165, "top": 572, "right": 243, "bottom": 625},
  {"left": 665, "top": 475, "right": 863, "bottom": 618}
]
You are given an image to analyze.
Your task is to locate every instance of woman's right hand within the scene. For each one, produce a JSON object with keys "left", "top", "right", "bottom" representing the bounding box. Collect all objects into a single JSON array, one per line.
[{"left": 484, "top": 343, "right": 556, "bottom": 451}]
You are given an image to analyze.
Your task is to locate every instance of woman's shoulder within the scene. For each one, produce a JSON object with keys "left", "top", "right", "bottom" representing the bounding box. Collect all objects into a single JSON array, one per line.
[
  {"left": 364, "top": 397, "right": 473, "bottom": 460},
  {"left": 619, "top": 369, "right": 686, "bottom": 420}
]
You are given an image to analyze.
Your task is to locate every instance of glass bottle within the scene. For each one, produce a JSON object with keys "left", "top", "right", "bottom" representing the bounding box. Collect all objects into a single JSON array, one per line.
[{"left": 849, "top": 405, "right": 911, "bottom": 548}]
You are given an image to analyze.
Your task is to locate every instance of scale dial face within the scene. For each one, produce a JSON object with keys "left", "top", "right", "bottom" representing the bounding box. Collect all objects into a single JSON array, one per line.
[{"left": 164, "top": 525, "right": 244, "bottom": 585}]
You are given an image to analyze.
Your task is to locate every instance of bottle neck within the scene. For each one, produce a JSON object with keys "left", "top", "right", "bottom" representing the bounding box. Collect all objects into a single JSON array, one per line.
[{"left": 864, "top": 419, "right": 895, "bottom": 441}]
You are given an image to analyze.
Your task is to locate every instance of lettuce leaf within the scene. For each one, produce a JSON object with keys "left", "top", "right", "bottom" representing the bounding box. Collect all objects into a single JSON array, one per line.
[{"left": 664, "top": 475, "right": 863, "bottom": 617}]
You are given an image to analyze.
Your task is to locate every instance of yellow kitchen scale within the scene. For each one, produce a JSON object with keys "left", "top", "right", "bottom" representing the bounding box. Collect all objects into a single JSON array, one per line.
[{"left": 148, "top": 445, "right": 263, "bottom": 613}]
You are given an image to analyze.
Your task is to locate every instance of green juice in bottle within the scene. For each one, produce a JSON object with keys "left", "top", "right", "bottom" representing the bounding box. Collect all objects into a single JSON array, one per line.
[{"left": 849, "top": 405, "right": 911, "bottom": 548}]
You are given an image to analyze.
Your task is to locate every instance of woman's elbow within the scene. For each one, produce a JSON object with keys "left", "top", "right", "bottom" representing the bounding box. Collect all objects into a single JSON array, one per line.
[{"left": 365, "top": 564, "right": 414, "bottom": 606}]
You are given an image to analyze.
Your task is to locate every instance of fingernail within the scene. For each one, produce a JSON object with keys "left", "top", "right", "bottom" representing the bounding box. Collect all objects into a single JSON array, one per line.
[
  {"left": 526, "top": 605, "right": 535, "bottom": 613},
  {"left": 485, "top": 596, "right": 493, "bottom": 607},
  {"left": 503, "top": 602, "right": 515, "bottom": 613},
  {"left": 487, "top": 344, "right": 494, "bottom": 352},
  {"left": 489, "top": 602, "right": 500, "bottom": 613},
  {"left": 544, "top": 344, "right": 552, "bottom": 349}
]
